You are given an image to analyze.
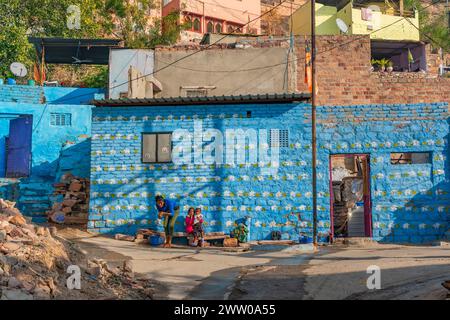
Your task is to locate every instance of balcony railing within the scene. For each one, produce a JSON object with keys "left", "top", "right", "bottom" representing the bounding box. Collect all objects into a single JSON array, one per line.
[{"left": 352, "top": 2, "right": 416, "bottom": 18}]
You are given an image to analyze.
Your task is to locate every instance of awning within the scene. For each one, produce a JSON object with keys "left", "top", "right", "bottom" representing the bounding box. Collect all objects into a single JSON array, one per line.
[
  {"left": 92, "top": 93, "right": 311, "bottom": 107},
  {"left": 28, "top": 37, "right": 124, "bottom": 65}
]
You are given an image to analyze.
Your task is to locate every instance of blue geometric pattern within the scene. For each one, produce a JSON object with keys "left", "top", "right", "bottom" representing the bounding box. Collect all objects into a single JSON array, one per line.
[{"left": 89, "top": 102, "right": 449, "bottom": 243}]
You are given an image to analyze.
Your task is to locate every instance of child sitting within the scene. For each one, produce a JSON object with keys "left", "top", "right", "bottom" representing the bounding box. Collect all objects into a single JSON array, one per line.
[
  {"left": 185, "top": 207, "right": 195, "bottom": 236},
  {"left": 193, "top": 207, "right": 205, "bottom": 246}
]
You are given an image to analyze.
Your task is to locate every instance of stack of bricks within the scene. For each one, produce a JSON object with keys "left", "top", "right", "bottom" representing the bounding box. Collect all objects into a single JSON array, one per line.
[{"left": 48, "top": 173, "right": 90, "bottom": 225}]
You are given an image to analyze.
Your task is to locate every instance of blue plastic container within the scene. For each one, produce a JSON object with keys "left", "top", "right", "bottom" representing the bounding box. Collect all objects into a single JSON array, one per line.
[
  {"left": 0, "top": 79, "right": 4, "bottom": 85},
  {"left": 149, "top": 235, "right": 163, "bottom": 246},
  {"left": 6, "top": 78, "right": 16, "bottom": 85},
  {"left": 299, "top": 235, "right": 313, "bottom": 244}
]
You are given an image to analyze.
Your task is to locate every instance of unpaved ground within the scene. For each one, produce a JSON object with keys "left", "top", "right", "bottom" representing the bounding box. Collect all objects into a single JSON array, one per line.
[
  {"left": 59, "top": 228, "right": 312, "bottom": 300},
  {"left": 230, "top": 243, "right": 450, "bottom": 300},
  {"left": 59, "top": 227, "right": 450, "bottom": 300}
]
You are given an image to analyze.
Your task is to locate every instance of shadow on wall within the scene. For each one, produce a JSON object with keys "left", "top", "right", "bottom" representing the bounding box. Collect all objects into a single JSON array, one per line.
[
  {"left": 45, "top": 88, "right": 104, "bottom": 105},
  {"left": 4, "top": 139, "right": 92, "bottom": 220},
  {"left": 378, "top": 118, "right": 450, "bottom": 244}
]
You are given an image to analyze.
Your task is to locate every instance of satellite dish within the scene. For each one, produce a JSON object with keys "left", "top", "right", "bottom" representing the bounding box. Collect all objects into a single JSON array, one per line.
[
  {"left": 10, "top": 62, "right": 28, "bottom": 77},
  {"left": 367, "top": 5, "right": 381, "bottom": 12},
  {"left": 336, "top": 18, "right": 349, "bottom": 34}
]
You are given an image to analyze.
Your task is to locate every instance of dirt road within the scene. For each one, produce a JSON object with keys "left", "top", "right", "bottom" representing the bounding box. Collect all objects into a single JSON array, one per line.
[
  {"left": 231, "top": 243, "right": 450, "bottom": 300},
  {"left": 60, "top": 228, "right": 450, "bottom": 300}
]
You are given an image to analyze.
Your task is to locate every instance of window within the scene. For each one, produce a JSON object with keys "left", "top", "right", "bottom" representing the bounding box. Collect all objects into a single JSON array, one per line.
[
  {"left": 207, "top": 21, "right": 214, "bottom": 33},
  {"left": 185, "top": 89, "right": 208, "bottom": 97},
  {"left": 269, "top": 129, "right": 289, "bottom": 148},
  {"left": 163, "top": 0, "right": 172, "bottom": 6},
  {"left": 215, "top": 23, "right": 222, "bottom": 33},
  {"left": 142, "top": 133, "right": 172, "bottom": 163},
  {"left": 193, "top": 18, "right": 201, "bottom": 32},
  {"left": 50, "top": 113, "right": 71, "bottom": 126},
  {"left": 184, "top": 15, "right": 192, "bottom": 29},
  {"left": 390, "top": 152, "right": 431, "bottom": 165}
]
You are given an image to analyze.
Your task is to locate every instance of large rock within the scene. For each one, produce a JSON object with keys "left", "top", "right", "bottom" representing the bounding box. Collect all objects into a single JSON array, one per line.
[
  {"left": 1, "top": 289, "right": 33, "bottom": 300},
  {"left": 0, "top": 230, "right": 6, "bottom": 242},
  {"left": 8, "top": 214, "right": 27, "bottom": 226},
  {"left": 8, "top": 277, "right": 22, "bottom": 288}
]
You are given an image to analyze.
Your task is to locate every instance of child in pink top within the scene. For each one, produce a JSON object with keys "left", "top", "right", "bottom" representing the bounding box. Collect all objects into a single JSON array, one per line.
[{"left": 185, "top": 207, "right": 195, "bottom": 235}]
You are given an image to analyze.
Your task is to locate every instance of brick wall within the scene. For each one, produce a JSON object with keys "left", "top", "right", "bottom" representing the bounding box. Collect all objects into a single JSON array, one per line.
[
  {"left": 89, "top": 101, "right": 449, "bottom": 243},
  {"left": 295, "top": 36, "right": 450, "bottom": 108}
]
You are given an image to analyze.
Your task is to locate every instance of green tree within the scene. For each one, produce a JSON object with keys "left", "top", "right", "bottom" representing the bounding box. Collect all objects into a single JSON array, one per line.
[{"left": 0, "top": 1, "right": 32, "bottom": 78}]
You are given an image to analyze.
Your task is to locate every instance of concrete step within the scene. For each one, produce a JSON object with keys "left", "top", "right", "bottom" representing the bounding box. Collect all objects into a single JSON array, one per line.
[{"left": 333, "top": 237, "right": 378, "bottom": 246}]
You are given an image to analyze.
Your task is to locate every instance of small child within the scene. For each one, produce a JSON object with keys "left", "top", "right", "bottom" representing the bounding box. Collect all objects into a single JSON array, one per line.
[
  {"left": 185, "top": 207, "right": 195, "bottom": 235},
  {"left": 193, "top": 207, "right": 204, "bottom": 246}
]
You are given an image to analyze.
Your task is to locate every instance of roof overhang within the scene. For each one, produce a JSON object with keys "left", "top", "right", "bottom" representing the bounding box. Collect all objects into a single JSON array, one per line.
[
  {"left": 371, "top": 39, "right": 426, "bottom": 56},
  {"left": 29, "top": 37, "right": 123, "bottom": 65},
  {"left": 92, "top": 93, "right": 311, "bottom": 107}
]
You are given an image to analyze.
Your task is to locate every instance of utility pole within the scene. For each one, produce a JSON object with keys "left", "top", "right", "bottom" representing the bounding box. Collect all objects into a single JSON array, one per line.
[{"left": 311, "top": 0, "right": 318, "bottom": 248}]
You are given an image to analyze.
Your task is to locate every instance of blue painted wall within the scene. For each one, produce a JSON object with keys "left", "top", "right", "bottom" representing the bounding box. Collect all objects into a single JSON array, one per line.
[
  {"left": 88, "top": 102, "right": 449, "bottom": 244},
  {"left": 0, "top": 84, "right": 103, "bottom": 219}
]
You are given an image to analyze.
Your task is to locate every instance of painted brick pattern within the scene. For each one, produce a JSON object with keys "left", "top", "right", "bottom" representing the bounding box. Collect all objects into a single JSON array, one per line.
[
  {"left": 89, "top": 102, "right": 449, "bottom": 243},
  {"left": 0, "top": 85, "right": 44, "bottom": 104}
]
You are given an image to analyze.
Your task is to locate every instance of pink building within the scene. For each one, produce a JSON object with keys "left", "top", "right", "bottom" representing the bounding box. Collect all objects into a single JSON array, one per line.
[{"left": 162, "top": 0, "right": 261, "bottom": 41}]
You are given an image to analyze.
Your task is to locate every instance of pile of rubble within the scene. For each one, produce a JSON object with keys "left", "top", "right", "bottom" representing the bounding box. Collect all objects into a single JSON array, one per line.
[
  {"left": 0, "top": 198, "right": 155, "bottom": 300},
  {"left": 48, "top": 174, "right": 90, "bottom": 225}
]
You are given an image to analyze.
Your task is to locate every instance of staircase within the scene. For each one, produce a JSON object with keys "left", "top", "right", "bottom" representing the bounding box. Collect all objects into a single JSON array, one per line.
[
  {"left": 347, "top": 205, "right": 366, "bottom": 237},
  {"left": 16, "top": 180, "right": 53, "bottom": 223}
]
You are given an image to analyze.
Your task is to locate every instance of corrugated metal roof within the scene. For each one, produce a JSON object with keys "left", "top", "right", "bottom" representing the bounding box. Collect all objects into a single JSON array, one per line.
[{"left": 92, "top": 93, "right": 311, "bottom": 107}]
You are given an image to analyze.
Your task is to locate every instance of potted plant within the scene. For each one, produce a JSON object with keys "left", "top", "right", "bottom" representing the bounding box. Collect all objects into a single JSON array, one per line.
[
  {"left": 370, "top": 58, "right": 378, "bottom": 72},
  {"left": 387, "top": 61, "right": 394, "bottom": 73},
  {"left": 378, "top": 58, "right": 390, "bottom": 72}
]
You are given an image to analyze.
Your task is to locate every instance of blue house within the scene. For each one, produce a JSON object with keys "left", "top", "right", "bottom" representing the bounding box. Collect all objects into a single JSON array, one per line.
[
  {"left": 88, "top": 94, "right": 449, "bottom": 244},
  {"left": 0, "top": 84, "right": 103, "bottom": 221}
]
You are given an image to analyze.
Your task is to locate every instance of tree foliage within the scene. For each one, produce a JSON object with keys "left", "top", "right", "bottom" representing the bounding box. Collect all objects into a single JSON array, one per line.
[{"left": 0, "top": 0, "right": 187, "bottom": 84}]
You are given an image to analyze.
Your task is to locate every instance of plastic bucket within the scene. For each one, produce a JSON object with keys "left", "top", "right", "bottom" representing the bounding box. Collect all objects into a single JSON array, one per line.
[
  {"left": 7, "top": 78, "right": 16, "bottom": 85},
  {"left": 299, "top": 235, "right": 313, "bottom": 244},
  {"left": 149, "top": 235, "right": 163, "bottom": 246},
  {"left": 28, "top": 79, "right": 36, "bottom": 86},
  {"left": 0, "top": 79, "right": 4, "bottom": 85}
]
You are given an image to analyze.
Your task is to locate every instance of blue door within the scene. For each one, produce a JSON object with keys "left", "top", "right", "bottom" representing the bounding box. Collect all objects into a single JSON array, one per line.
[{"left": 6, "top": 116, "right": 32, "bottom": 178}]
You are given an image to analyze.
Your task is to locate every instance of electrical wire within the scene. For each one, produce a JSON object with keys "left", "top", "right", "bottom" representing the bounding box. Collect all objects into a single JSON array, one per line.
[{"left": 53, "top": 0, "right": 291, "bottom": 104}]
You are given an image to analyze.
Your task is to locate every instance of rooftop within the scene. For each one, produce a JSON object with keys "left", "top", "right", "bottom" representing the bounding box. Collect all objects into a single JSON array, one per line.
[{"left": 92, "top": 93, "right": 311, "bottom": 107}]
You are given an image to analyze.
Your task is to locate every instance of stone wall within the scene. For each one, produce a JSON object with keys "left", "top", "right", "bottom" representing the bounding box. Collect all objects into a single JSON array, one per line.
[
  {"left": 295, "top": 35, "right": 450, "bottom": 108},
  {"left": 88, "top": 101, "right": 449, "bottom": 243}
]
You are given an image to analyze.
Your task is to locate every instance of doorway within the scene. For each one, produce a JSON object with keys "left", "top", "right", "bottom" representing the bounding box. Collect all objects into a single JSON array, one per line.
[
  {"left": 3, "top": 115, "right": 33, "bottom": 178},
  {"left": 329, "top": 154, "right": 372, "bottom": 241}
]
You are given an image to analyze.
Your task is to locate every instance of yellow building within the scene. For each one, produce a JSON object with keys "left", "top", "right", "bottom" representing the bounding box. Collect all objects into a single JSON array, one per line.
[{"left": 290, "top": 0, "right": 420, "bottom": 42}]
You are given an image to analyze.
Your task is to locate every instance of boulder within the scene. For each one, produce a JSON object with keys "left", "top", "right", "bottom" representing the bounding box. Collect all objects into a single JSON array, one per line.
[
  {"left": 8, "top": 214, "right": 27, "bottom": 226},
  {"left": 1, "top": 289, "right": 33, "bottom": 300}
]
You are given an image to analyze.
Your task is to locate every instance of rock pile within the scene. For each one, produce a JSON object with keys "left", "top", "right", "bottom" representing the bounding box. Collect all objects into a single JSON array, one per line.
[
  {"left": 0, "top": 198, "right": 155, "bottom": 300},
  {"left": 48, "top": 174, "right": 90, "bottom": 225}
]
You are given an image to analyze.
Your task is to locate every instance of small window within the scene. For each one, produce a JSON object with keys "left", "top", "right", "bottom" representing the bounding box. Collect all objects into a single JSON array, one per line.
[
  {"left": 390, "top": 152, "right": 431, "bottom": 165},
  {"left": 193, "top": 18, "right": 201, "bottom": 32},
  {"left": 50, "top": 113, "right": 71, "bottom": 126},
  {"left": 269, "top": 129, "right": 289, "bottom": 148},
  {"left": 215, "top": 23, "right": 222, "bottom": 33},
  {"left": 185, "top": 89, "right": 208, "bottom": 97},
  {"left": 207, "top": 21, "right": 214, "bottom": 33},
  {"left": 142, "top": 133, "right": 172, "bottom": 163}
]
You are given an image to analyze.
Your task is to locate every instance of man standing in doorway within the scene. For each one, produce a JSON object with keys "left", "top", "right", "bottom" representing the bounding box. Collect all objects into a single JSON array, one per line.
[{"left": 155, "top": 195, "right": 179, "bottom": 248}]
